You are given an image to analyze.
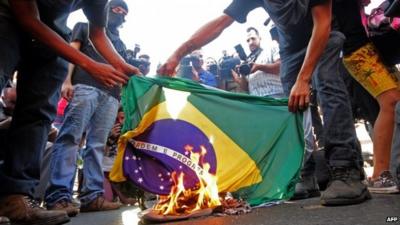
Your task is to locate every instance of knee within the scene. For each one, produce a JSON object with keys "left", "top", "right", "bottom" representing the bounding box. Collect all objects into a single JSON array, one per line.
[{"left": 377, "top": 90, "right": 400, "bottom": 112}]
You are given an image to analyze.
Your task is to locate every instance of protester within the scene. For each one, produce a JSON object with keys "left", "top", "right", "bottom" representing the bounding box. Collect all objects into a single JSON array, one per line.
[
  {"left": 0, "top": 0, "right": 138, "bottom": 224},
  {"left": 158, "top": 0, "right": 370, "bottom": 206},
  {"left": 45, "top": 0, "right": 131, "bottom": 216},
  {"left": 334, "top": 0, "right": 400, "bottom": 193}
]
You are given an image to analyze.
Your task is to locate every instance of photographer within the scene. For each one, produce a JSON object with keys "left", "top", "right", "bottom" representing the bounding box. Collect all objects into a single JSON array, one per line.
[
  {"left": 126, "top": 49, "right": 151, "bottom": 76},
  {"left": 190, "top": 50, "right": 218, "bottom": 87},
  {"left": 231, "top": 27, "right": 284, "bottom": 98}
]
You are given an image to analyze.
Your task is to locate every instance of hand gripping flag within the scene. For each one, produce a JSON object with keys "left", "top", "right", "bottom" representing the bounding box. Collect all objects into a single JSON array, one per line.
[{"left": 110, "top": 76, "right": 304, "bottom": 206}]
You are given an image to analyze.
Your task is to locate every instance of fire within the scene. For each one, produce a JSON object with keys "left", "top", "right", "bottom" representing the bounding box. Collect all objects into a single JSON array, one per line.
[{"left": 153, "top": 145, "right": 221, "bottom": 215}]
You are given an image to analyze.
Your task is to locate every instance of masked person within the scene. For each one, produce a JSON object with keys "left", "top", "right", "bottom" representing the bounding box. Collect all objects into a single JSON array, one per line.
[
  {"left": 159, "top": 0, "right": 370, "bottom": 206},
  {"left": 44, "top": 0, "right": 132, "bottom": 217},
  {"left": 0, "top": 0, "right": 139, "bottom": 224}
]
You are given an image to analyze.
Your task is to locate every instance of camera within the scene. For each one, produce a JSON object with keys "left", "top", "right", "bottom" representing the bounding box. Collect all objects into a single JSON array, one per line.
[
  {"left": 219, "top": 56, "right": 241, "bottom": 79},
  {"left": 177, "top": 55, "right": 201, "bottom": 79},
  {"left": 237, "top": 62, "right": 253, "bottom": 76},
  {"left": 233, "top": 44, "right": 254, "bottom": 76},
  {"left": 126, "top": 55, "right": 150, "bottom": 75}
]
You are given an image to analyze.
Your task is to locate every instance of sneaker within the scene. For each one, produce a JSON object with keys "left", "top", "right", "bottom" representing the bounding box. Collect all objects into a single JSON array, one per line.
[
  {"left": 291, "top": 175, "right": 321, "bottom": 200},
  {"left": 0, "top": 216, "right": 10, "bottom": 225},
  {"left": 367, "top": 171, "right": 400, "bottom": 194},
  {"left": 80, "top": 196, "right": 121, "bottom": 212},
  {"left": 47, "top": 200, "right": 80, "bottom": 217},
  {"left": 0, "top": 195, "right": 69, "bottom": 225},
  {"left": 320, "top": 167, "right": 371, "bottom": 206}
]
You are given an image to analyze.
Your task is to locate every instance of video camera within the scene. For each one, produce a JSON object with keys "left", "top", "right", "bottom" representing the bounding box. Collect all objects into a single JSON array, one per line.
[
  {"left": 126, "top": 51, "right": 151, "bottom": 75},
  {"left": 234, "top": 44, "right": 257, "bottom": 77},
  {"left": 177, "top": 54, "right": 202, "bottom": 79}
]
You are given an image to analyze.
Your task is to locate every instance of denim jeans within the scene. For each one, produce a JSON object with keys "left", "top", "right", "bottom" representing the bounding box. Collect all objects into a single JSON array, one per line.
[
  {"left": 391, "top": 102, "right": 400, "bottom": 183},
  {"left": 45, "top": 84, "right": 118, "bottom": 206},
  {"left": 302, "top": 108, "right": 316, "bottom": 176},
  {"left": 280, "top": 31, "right": 363, "bottom": 169},
  {"left": 0, "top": 7, "right": 69, "bottom": 197},
  {"left": 0, "top": 13, "right": 20, "bottom": 92}
]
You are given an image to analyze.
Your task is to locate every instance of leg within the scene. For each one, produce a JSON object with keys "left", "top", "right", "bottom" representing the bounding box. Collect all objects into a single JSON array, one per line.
[
  {"left": 0, "top": 12, "right": 69, "bottom": 222},
  {"left": 45, "top": 84, "right": 98, "bottom": 206},
  {"left": 79, "top": 90, "right": 119, "bottom": 210},
  {"left": 314, "top": 31, "right": 370, "bottom": 205},
  {"left": 343, "top": 43, "right": 400, "bottom": 193},
  {"left": 0, "top": 56, "right": 67, "bottom": 196},
  {"left": 373, "top": 89, "right": 400, "bottom": 179},
  {"left": 313, "top": 31, "right": 362, "bottom": 169}
]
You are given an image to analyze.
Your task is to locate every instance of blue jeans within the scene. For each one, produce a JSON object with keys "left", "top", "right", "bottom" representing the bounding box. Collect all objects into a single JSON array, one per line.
[
  {"left": 280, "top": 31, "right": 363, "bottom": 169},
  {"left": 391, "top": 102, "right": 400, "bottom": 183},
  {"left": 0, "top": 13, "right": 20, "bottom": 91},
  {"left": 0, "top": 8, "right": 68, "bottom": 196},
  {"left": 45, "top": 84, "right": 118, "bottom": 206}
]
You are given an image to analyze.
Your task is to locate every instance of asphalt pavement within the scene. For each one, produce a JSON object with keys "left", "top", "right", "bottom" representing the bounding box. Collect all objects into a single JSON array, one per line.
[{"left": 68, "top": 193, "right": 400, "bottom": 225}]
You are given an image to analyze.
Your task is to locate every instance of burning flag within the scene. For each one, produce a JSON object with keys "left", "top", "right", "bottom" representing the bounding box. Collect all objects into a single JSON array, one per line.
[{"left": 110, "top": 76, "right": 304, "bottom": 206}]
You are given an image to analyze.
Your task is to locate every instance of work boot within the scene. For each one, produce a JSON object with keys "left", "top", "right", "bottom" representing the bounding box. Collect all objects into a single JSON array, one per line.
[
  {"left": 0, "top": 216, "right": 10, "bottom": 225},
  {"left": 80, "top": 196, "right": 121, "bottom": 212},
  {"left": 291, "top": 175, "right": 320, "bottom": 200},
  {"left": 47, "top": 200, "right": 80, "bottom": 217},
  {"left": 0, "top": 195, "right": 69, "bottom": 225},
  {"left": 320, "top": 167, "right": 371, "bottom": 206}
]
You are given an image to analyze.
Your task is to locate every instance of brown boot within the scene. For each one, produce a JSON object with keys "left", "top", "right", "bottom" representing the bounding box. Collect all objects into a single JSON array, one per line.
[
  {"left": 0, "top": 216, "right": 10, "bottom": 225},
  {"left": 47, "top": 200, "right": 80, "bottom": 217},
  {"left": 80, "top": 196, "right": 121, "bottom": 212},
  {"left": 0, "top": 195, "right": 69, "bottom": 225}
]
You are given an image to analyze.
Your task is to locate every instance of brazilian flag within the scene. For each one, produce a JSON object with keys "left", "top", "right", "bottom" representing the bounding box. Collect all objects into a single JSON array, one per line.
[{"left": 110, "top": 76, "right": 304, "bottom": 206}]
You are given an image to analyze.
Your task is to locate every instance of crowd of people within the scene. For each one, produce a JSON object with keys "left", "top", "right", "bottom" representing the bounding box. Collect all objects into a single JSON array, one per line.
[{"left": 0, "top": 0, "right": 399, "bottom": 224}]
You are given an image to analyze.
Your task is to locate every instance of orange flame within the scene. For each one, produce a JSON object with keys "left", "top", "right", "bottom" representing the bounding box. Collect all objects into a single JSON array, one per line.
[{"left": 154, "top": 145, "right": 221, "bottom": 215}]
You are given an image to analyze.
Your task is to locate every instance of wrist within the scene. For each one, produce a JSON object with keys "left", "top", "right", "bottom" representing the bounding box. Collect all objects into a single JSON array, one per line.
[{"left": 297, "top": 72, "right": 312, "bottom": 83}]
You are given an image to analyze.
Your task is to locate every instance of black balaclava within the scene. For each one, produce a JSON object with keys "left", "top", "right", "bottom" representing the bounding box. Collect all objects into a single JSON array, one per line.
[{"left": 107, "top": 0, "right": 128, "bottom": 32}]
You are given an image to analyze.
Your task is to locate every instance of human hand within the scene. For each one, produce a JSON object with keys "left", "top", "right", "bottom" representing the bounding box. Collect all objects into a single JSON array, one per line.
[
  {"left": 115, "top": 62, "right": 142, "bottom": 77},
  {"left": 85, "top": 61, "right": 129, "bottom": 88},
  {"left": 250, "top": 63, "right": 259, "bottom": 73},
  {"left": 288, "top": 79, "right": 311, "bottom": 112},
  {"left": 110, "top": 123, "right": 122, "bottom": 139},
  {"left": 157, "top": 55, "right": 180, "bottom": 77},
  {"left": 231, "top": 69, "right": 240, "bottom": 81},
  {"left": 61, "top": 82, "right": 74, "bottom": 101}
]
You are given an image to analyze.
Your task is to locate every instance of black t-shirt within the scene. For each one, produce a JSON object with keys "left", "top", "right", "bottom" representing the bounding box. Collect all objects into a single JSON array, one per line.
[
  {"left": 37, "top": 0, "right": 107, "bottom": 41},
  {"left": 70, "top": 22, "right": 126, "bottom": 100},
  {"left": 333, "top": 0, "right": 369, "bottom": 55},
  {"left": 18, "top": 0, "right": 108, "bottom": 62},
  {"left": 224, "top": 0, "right": 329, "bottom": 57}
]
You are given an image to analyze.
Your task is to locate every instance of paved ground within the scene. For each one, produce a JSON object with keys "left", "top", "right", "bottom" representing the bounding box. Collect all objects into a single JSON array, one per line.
[{"left": 68, "top": 193, "right": 400, "bottom": 225}]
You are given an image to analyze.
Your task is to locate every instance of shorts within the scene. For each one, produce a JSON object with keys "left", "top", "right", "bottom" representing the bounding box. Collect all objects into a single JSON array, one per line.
[{"left": 343, "top": 43, "right": 399, "bottom": 98}]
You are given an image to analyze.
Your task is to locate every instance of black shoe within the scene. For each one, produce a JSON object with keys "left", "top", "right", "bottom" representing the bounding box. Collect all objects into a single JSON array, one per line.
[
  {"left": 0, "top": 195, "right": 69, "bottom": 225},
  {"left": 320, "top": 167, "right": 371, "bottom": 206},
  {"left": 291, "top": 175, "right": 320, "bottom": 200}
]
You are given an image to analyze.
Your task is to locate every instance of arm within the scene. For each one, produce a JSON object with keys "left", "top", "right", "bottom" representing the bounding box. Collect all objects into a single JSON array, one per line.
[
  {"left": 288, "top": 0, "right": 332, "bottom": 112},
  {"left": 252, "top": 60, "right": 281, "bottom": 75},
  {"left": 61, "top": 41, "right": 81, "bottom": 101},
  {"left": 88, "top": 25, "right": 141, "bottom": 76},
  {"left": 158, "top": 14, "right": 234, "bottom": 76},
  {"left": 9, "top": 0, "right": 129, "bottom": 87}
]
